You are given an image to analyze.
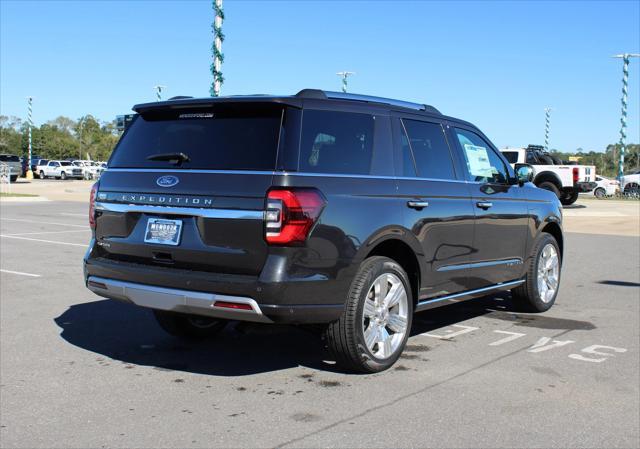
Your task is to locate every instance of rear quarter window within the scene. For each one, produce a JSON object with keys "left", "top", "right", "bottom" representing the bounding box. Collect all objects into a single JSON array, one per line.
[
  {"left": 299, "top": 110, "right": 374, "bottom": 175},
  {"left": 501, "top": 151, "right": 519, "bottom": 164}
]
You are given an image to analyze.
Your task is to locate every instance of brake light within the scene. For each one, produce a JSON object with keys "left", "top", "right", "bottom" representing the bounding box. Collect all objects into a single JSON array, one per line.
[
  {"left": 89, "top": 182, "right": 99, "bottom": 230},
  {"left": 265, "top": 188, "right": 326, "bottom": 245},
  {"left": 572, "top": 167, "right": 579, "bottom": 184}
]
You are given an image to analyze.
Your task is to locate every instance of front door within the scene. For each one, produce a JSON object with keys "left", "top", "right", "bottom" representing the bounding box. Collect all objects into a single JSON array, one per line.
[{"left": 450, "top": 127, "right": 529, "bottom": 289}]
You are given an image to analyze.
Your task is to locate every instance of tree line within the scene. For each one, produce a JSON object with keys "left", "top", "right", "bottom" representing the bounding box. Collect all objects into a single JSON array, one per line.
[
  {"left": 550, "top": 144, "right": 640, "bottom": 178},
  {"left": 0, "top": 115, "right": 120, "bottom": 162}
]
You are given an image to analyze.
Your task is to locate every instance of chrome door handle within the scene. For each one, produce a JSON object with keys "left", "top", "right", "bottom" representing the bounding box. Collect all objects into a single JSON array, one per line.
[
  {"left": 476, "top": 201, "right": 493, "bottom": 209},
  {"left": 407, "top": 201, "right": 429, "bottom": 209}
]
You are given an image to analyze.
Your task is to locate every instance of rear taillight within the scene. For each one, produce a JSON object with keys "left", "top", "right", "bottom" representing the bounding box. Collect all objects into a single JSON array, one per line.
[
  {"left": 265, "top": 188, "right": 326, "bottom": 245},
  {"left": 572, "top": 167, "right": 579, "bottom": 184},
  {"left": 89, "top": 182, "right": 99, "bottom": 230}
]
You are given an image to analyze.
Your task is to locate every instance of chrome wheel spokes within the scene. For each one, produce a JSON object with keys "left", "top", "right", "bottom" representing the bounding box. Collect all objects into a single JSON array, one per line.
[
  {"left": 537, "top": 244, "right": 560, "bottom": 303},
  {"left": 362, "top": 273, "right": 409, "bottom": 359}
]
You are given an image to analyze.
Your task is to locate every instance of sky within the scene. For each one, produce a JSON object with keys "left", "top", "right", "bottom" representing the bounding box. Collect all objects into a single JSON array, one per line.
[{"left": 1, "top": 0, "right": 639, "bottom": 152}]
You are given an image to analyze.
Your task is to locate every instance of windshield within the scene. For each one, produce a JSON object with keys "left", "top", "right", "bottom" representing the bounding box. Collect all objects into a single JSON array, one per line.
[{"left": 109, "top": 104, "right": 283, "bottom": 170}]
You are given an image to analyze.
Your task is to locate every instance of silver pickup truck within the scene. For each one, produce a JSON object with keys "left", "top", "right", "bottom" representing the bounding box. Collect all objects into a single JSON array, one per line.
[{"left": 0, "top": 154, "right": 24, "bottom": 182}]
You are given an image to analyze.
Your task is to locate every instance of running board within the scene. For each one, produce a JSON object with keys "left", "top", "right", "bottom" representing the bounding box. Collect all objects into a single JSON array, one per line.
[{"left": 415, "top": 279, "right": 525, "bottom": 312}]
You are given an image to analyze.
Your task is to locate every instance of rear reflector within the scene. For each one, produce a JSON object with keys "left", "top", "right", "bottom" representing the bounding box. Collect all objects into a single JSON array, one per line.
[
  {"left": 88, "top": 280, "right": 107, "bottom": 290},
  {"left": 213, "top": 301, "right": 253, "bottom": 311}
]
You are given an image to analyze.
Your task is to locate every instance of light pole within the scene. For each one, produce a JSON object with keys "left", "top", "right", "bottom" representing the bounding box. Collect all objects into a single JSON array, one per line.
[
  {"left": 211, "top": 0, "right": 224, "bottom": 97},
  {"left": 612, "top": 53, "right": 639, "bottom": 181},
  {"left": 544, "top": 107, "right": 552, "bottom": 151},
  {"left": 336, "top": 71, "right": 355, "bottom": 93},
  {"left": 153, "top": 85, "right": 166, "bottom": 101},
  {"left": 26, "top": 96, "right": 34, "bottom": 179}
]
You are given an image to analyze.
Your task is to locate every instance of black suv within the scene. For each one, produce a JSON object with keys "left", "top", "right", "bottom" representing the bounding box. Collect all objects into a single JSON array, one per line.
[{"left": 84, "top": 89, "right": 563, "bottom": 373}]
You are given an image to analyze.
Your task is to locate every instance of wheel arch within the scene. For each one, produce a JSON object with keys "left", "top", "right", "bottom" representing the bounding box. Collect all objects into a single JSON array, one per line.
[
  {"left": 540, "top": 221, "right": 564, "bottom": 260},
  {"left": 534, "top": 172, "right": 563, "bottom": 190},
  {"left": 364, "top": 237, "right": 422, "bottom": 307}
]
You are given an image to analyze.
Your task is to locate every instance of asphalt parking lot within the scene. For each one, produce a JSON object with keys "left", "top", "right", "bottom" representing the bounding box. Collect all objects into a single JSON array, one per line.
[{"left": 0, "top": 200, "right": 638, "bottom": 448}]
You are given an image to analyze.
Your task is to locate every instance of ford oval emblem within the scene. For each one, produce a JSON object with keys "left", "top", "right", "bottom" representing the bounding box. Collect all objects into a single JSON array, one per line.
[{"left": 156, "top": 175, "right": 179, "bottom": 187}]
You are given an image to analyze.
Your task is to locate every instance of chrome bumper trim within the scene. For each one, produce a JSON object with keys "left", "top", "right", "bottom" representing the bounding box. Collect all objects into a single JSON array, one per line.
[{"left": 87, "top": 276, "right": 273, "bottom": 323}]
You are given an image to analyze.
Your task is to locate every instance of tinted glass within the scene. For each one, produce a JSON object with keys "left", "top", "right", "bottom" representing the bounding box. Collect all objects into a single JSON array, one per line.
[
  {"left": 60, "top": 161, "right": 72, "bottom": 166},
  {"left": 502, "top": 151, "right": 519, "bottom": 164},
  {"left": 0, "top": 155, "right": 20, "bottom": 162},
  {"left": 402, "top": 120, "right": 455, "bottom": 179},
  {"left": 299, "top": 110, "right": 374, "bottom": 174},
  {"left": 455, "top": 128, "right": 509, "bottom": 184},
  {"left": 109, "top": 105, "right": 283, "bottom": 170}
]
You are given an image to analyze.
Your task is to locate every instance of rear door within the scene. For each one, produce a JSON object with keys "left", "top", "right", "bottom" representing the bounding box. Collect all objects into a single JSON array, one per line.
[
  {"left": 450, "top": 126, "right": 529, "bottom": 288},
  {"left": 94, "top": 103, "right": 285, "bottom": 276},
  {"left": 393, "top": 116, "right": 475, "bottom": 300}
]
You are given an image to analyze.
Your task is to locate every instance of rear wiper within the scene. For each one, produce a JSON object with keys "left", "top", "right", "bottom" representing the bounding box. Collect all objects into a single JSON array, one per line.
[{"left": 146, "top": 152, "right": 191, "bottom": 165}]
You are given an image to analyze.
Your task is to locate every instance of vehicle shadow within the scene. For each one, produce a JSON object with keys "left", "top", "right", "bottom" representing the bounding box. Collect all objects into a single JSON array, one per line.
[{"left": 54, "top": 295, "right": 517, "bottom": 376}]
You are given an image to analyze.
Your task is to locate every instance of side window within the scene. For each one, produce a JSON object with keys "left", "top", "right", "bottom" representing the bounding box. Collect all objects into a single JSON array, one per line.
[
  {"left": 455, "top": 128, "right": 509, "bottom": 184},
  {"left": 401, "top": 119, "right": 455, "bottom": 179},
  {"left": 300, "top": 110, "right": 374, "bottom": 175},
  {"left": 502, "top": 151, "right": 519, "bottom": 164}
]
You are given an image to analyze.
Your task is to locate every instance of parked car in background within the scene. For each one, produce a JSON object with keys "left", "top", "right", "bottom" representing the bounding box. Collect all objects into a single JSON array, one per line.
[
  {"left": 29, "top": 158, "right": 48, "bottom": 174},
  {"left": 85, "top": 89, "right": 564, "bottom": 373},
  {"left": 621, "top": 169, "right": 640, "bottom": 195},
  {"left": 37, "top": 160, "right": 84, "bottom": 180},
  {"left": 72, "top": 160, "right": 104, "bottom": 179},
  {"left": 591, "top": 175, "right": 620, "bottom": 198},
  {"left": 500, "top": 146, "right": 596, "bottom": 205},
  {"left": 0, "top": 154, "right": 24, "bottom": 182}
]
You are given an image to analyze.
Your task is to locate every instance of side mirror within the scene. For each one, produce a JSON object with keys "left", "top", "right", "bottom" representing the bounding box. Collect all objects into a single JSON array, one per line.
[{"left": 515, "top": 163, "right": 534, "bottom": 185}]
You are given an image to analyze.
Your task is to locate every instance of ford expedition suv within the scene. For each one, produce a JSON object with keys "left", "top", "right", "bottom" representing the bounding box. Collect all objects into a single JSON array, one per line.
[{"left": 84, "top": 90, "right": 564, "bottom": 373}]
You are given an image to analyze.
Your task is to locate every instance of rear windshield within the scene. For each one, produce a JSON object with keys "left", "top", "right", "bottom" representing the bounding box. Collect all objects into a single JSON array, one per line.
[
  {"left": 109, "top": 105, "right": 283, "bottom": 170},
  {"left": 0, "top": 155, "right": 20, "bottom": 162}
]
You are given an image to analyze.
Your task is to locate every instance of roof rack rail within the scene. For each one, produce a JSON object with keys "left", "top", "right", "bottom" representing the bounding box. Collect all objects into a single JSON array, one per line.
[
  {"left": 295, "top": 89, "right": 440, "bottom": 114},
  {"left": 168, "top": 96, "right": 194, "bottom": 100}
]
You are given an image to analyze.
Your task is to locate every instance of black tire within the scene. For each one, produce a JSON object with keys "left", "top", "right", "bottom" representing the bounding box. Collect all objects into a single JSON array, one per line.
[
  {"left": 511, "top": 233, "right": 561, "bottom": 313},
  {"left": 594, "top": 187, "right": 606, "bottom": 198},
  {"left": 10, "top": 175, "right": 17, "bottom": 183},
  {"left": 624, "top": 183, "right": 639, "bottom": 195},
  {"left": 560, "top": 189, "right": 579, "bottom": 205},
  {"left": 39, "top": 171, "right": 45, "bottom": 179},
  {"left": 153, "top": 310, "right": 227, "bottom": 340},
  {"left": 60, "top": 171, "right": 67, "bottom": 180},
  {"left": 537, "top": 181, "right": 561, "bottom": 199},
  {"left": 324, "top": 256, "right": 413, "bottom": 373}
]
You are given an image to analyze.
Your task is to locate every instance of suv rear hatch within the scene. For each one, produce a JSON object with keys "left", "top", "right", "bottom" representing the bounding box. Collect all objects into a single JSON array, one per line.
[{"left": 94, "top": 103, "right": 284, "bottom": 276}]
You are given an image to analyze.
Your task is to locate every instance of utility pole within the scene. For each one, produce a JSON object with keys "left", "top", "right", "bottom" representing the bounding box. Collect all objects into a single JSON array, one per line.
[
  {"left": 26, "top": 97, "right": 34, "bottom": 179},
  {"left": 336, "top": 71, "right": 355, "bottom": 93},
  {"left": 544, "top": 107, "right": 552, "bottom": 151},
  {"left": 612, "top": 53, "right": 639, "bottom": 181},
  {"left": 211, "top": 0, "right": 224, "bottom": 97},
  {"left": 153, "top": 85, "right": 166, "bottom": 101}
]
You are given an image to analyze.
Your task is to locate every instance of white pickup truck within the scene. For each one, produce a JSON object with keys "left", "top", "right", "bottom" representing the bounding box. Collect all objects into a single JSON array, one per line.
[
  {"left": 500, "top": 146, "right": 597, "bottom": 205},
  {"left": 36, "top": 160, "right": 84, "bottom": 180}
]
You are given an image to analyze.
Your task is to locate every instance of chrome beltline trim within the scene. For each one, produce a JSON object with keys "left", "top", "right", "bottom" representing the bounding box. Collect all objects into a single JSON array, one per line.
[
  {"left": 437, "top": 258, "right": 523, "bottom": 272},
  {"left": 417, "top": 279, "right": 525, "bottom": 307},
  {"left": 104, "top": 168, "right": 470, "bottom": 183},
  {"left": 95, "top": 201, "right": 263, "bottom": 220}
]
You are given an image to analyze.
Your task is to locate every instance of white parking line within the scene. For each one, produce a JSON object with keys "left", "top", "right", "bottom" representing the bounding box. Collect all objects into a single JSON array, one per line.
[
  {"left": 0, "top": 269, "right": 41, "bottom": 278},
  {"left": 0, "top": 235, "right": 86, "bottom": 247},
  {"left": 5, "top": 229, "right": 90, "bottom": 236},
  {"left": 0, "top": 218, "right": 87, "bottom": 228}
]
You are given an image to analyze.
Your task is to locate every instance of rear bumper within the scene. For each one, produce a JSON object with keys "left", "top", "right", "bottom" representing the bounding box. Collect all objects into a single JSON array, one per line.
[
  {"left": 84, "top": 255, "right": 350, "bottom": 324},
  {"left": 575, "top": 182, "right": 597, "bottom": 192}
]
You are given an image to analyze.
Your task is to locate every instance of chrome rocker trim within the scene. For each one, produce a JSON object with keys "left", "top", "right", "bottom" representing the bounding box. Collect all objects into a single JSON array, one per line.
[
  {"left": 416, "top": 279, "right": 525, "bottom": 312},
  {"left": 87, "top": 276, "right": 273, "bottom": 323}
]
